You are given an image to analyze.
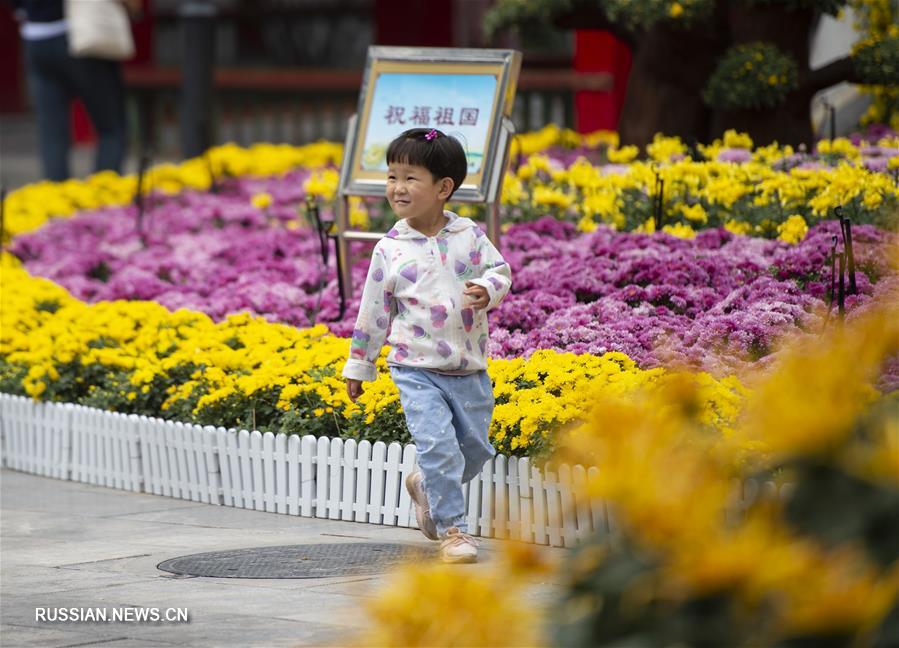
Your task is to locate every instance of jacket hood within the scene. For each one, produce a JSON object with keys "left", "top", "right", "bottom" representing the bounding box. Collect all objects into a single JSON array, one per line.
[{"left": 385, "top": 211, "right": 477, "bottom": 240}]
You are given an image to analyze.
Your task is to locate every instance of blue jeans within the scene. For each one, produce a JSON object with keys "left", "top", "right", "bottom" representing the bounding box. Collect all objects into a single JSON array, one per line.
[
  {"left": 389, "top": 365, "right": 496, "bottom": 535},
  {"left": 24, "top": 34, "right": 127, "bottom": 181}
]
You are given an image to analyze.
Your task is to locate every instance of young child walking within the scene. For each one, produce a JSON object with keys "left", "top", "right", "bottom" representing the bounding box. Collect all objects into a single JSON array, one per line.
[{"left": 342, "top": 127, "right": 511, "bottom": 563}]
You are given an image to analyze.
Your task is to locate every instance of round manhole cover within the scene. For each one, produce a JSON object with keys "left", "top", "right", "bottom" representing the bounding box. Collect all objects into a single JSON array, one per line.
[{"left": 157, "top": 543, "right": 435, "bottom": 579}]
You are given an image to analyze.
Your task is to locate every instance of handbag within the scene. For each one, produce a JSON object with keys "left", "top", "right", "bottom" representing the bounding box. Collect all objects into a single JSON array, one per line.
[{"left": 65, "top": 0, "right": 135, "bottom": 61}]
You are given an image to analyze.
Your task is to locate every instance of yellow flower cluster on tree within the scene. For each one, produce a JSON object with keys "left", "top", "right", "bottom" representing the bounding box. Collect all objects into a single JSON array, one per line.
[
  {"left": 2, "top": 259, "right": 747, "bottom": 456},
  {"left": 850, "top": 0, "right": 899, "bottom": 129},
  {"left": 1, "top": 141, "right": 342, "bottom": 243}
]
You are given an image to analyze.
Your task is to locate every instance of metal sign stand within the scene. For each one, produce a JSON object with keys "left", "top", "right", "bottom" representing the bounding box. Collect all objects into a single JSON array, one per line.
[{"left": 334, "top": 115, "right": 515, "bottom": 301}]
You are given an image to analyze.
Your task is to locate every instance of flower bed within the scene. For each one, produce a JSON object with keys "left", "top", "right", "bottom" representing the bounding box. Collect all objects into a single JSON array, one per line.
[
  {"left": 492, "top": 217, "right": 898, "bottom": 374},
  {"left": 10, "top": 178, "right": 897, "bottom": 376},
  {"left": 3, "top": 127, "right": 897, "bottom": 458},
  {"left": 1, "top": 142, "right": 342, "bottom": 242},
  {"left": 5, "top": 126, "right": 898, "bottom": 244},
  {"left": 488, "top": 126, "right": 899, "bottom": 234},
  {"left": 0, "top": 257, "right": 745, "bottom": 456}
]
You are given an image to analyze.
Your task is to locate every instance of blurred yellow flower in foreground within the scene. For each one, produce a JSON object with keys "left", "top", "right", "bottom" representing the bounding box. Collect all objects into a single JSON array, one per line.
[
  {"left": 360, "top": 300, "right": 899, "bottom": 647},
  {"left": 735, "top": 298, "right": 898, "bottom": 462},
  {"left": 361, "top": 563, "right": 544, "bottom": 647},
  {"left": 561, "top": 299, "right": 898, "bottom": 641}
]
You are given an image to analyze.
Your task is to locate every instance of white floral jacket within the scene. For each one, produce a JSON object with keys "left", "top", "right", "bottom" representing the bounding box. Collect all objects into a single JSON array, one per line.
[{"left": 341, "top": 211, "right": 512, "bottom": 382}]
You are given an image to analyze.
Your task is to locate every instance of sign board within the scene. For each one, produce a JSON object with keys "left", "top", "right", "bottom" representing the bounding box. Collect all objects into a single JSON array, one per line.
[
  {"left": 333, "top": 46, "right": 521, "bottom": 300},
  {"left": 339, "top": 46, "right": 521, "bottom": 202}
]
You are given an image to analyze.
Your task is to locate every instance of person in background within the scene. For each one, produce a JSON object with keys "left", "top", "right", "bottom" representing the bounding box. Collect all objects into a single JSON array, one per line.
[{"left": 8, "top": 0, "right": 139, "bottom": 181}]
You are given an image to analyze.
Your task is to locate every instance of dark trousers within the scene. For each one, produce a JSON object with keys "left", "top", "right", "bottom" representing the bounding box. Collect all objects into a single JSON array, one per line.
[{"left": 24, "top": 33, "right": 127, "bottom": 181}]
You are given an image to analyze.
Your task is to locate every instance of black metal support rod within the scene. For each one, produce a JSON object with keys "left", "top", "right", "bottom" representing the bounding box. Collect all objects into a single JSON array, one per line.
[
  {"left": 332, "top": 235, "right": 347, "bottom": 321},
  {"left": 838, "top": 252, "right": 846, "bottom": 318},
  {"left": 205, "top": 152, "right": 219, "bottom": 194},
  {"left": 307, "top": 196, "right": 346, "bottom": 322},
  {"left": 824, "top": 101, "right": 836, "bottom": 141},
  {"left": 657, "top": 178, "right": 664, "bottom": 231},
  {"left": 830, "top": 105, "right": 836, "bottom": 142},
  {"left": 179, "top": 1, "right": 217, "bottom": 159},
  {"left": 829, "top": 235, "right": 838, "bottom": 307},
  {"left": 653, "top": 169, "right": 664, "bottom": 231},
  {"left": 134, "top": 145, "right": 152, "bottom": 247},
  {"left": 835, "top": 205, "right": 857, "bottom": 295},
  {"left": 843, "top": 218, "right": 857, "bottom": 294},
  {"left": 307, "top": 196, "right": 329, "bottom": 266}
]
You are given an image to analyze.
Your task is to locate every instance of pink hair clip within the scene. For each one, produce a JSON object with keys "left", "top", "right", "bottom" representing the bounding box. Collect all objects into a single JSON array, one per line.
[{"left": 424, "top": 129, "right": 438, "bottom": 141}]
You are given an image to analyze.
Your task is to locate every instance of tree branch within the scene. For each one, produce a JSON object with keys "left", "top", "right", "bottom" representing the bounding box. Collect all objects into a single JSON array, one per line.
[{"left": 803, "top": 57, "right": 860, "bottom": 93}]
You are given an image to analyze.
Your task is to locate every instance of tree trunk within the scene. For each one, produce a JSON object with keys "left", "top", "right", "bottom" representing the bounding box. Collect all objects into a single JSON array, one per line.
[{"left": 617, "top": 21, "right": 729, "bottom": 146}]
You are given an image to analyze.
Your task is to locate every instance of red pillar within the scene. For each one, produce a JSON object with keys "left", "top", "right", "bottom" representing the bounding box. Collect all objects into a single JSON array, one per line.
[{"left": 574, "top": 30, "right": 631, "bottom": 132}]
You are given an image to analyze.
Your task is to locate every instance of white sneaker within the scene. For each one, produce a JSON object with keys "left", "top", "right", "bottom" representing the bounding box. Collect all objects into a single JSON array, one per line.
[
  {"left": 439, "top": 527, "right": 478, "bottom": 564},
  {"left": 405, "top": 472, "right": 438, "bottom": 541}
]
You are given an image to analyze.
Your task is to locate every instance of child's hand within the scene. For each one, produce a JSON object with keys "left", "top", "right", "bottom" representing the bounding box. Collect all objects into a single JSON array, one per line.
[
  {"left": 463, "top": 282, "right": 489, "bottom": 310},
  {"left": 346, "top": 379, "right": 364, "bottom": 402}
]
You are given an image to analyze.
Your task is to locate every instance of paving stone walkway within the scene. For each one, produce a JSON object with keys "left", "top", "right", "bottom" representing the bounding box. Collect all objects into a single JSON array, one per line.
[{"left": 1, "top": 469, "right": 563, "bottom": 647}]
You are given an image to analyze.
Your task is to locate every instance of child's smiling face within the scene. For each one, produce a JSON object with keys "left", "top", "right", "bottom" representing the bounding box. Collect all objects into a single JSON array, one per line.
[{"left": 386, "top": 161, "right": 453, "bottom": 221}]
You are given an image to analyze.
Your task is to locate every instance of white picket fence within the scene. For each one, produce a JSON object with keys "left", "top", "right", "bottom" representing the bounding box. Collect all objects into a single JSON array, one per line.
[{"left": 0, "top": 394, "right": 612, "bottom": 547}]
